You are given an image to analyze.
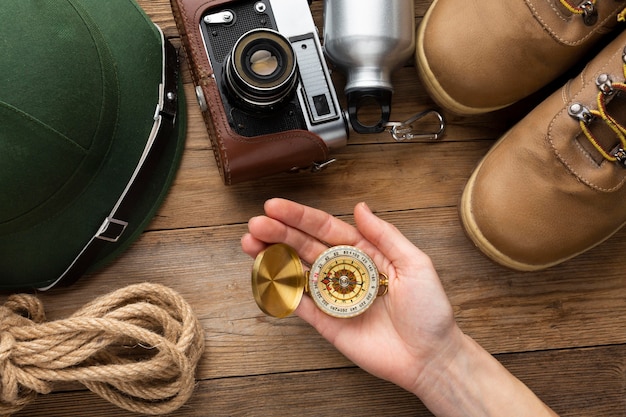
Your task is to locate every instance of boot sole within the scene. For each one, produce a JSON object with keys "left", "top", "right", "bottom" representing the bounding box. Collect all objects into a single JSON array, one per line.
[
  {"left": 416, "top": 0, "right": 512, "bottom": 116},
  {"left": 460, "top": 129, "right": 626, "bottom": 271}
]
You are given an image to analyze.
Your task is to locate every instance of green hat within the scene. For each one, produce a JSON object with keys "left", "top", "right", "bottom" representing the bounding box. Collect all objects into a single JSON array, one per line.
[{"left": 0, "top": 0, "right": 186, "bottom": 290}]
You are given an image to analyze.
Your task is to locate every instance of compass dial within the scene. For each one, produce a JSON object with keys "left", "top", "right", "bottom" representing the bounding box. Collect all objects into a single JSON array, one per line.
[{"left": 308, "top": 245, "right": 380, "bottom": 318}]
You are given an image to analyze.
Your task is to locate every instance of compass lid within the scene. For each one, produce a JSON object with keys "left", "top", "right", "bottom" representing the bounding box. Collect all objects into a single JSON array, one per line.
[{"left": 251, "top": 243, "right": 305, "bottom": 318}]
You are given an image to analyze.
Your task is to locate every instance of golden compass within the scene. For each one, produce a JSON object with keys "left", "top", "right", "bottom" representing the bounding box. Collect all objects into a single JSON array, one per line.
[{"left": 252, "top": 243, "right": 388, "bottom": 318}]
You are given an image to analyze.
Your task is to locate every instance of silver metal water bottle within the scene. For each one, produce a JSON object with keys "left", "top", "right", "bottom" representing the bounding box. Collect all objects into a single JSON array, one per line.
[{"left": 323, "top": 0, "right": 415, "bottom": 134}]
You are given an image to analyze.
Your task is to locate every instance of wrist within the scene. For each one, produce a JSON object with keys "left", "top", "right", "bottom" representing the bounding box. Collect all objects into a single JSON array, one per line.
[
  {"left": 410, "top": 331, "right": 557, "bottom": 417},
  {"left": 408, "top": 324, "right": 468, "bottom": 402}
]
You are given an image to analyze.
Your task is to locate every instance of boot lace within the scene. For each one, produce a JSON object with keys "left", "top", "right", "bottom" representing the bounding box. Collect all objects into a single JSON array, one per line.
[
  {"left": 568, "top": 47, "right": 626, "bottom": 166},
  {"left": 560, "top": 0, "right": 599, "bottom": 24},
  {"left": 559, "top": 0, "right": 626, "bottom": 25}
]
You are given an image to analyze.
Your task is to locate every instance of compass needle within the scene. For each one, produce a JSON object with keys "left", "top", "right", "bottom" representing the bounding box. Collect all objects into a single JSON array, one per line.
[{"left": 307, "top": 246, "right": 384, "bottom": 318}]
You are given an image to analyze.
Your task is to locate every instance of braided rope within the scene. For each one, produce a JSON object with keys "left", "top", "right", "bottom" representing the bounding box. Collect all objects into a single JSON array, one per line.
[{"left": 0, "top": 283, "right": 205, "bottom": 415}]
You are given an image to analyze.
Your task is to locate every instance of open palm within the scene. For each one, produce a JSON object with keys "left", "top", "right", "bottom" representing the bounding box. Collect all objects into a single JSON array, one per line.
[{"left": 241, "top": 198, "right": 463, "bottom": 393}]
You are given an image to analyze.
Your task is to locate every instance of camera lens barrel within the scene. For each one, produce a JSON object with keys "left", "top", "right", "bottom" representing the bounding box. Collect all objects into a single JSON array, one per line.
[{"left": 224, "top": 29, "right": 298, "bottom": 110}]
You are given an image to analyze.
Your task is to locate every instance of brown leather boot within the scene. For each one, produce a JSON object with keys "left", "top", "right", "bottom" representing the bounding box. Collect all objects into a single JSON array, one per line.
[
  {"left": 460, "top": 28, "right": 626, "bottom": 271},
  {"left": 416, "top": 0, "right": 626, "bottom": 115}
]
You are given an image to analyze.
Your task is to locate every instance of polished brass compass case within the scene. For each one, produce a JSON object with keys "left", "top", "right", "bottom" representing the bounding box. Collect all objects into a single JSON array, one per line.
[{"left": 252, "top": 243, "right": 388, "bottom": 318}]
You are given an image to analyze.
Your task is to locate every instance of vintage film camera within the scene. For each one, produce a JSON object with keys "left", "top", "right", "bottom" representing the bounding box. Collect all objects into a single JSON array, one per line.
[{"left": 171, "top": 0, "right": 348, "bottom": 184}]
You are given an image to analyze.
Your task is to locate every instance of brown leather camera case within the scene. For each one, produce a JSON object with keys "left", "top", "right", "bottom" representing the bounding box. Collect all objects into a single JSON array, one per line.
[{"left": 170, "top": 0, "right": 333, "bottom": 184}]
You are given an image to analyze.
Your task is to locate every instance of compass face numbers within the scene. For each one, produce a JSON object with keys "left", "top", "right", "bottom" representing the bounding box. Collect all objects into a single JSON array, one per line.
[{"left": 308, "top": 245, "right": 380, "bottom": 318}]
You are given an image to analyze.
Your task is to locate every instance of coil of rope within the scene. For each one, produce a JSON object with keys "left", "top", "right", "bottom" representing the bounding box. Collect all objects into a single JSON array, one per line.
[{"left": 0, "top": 283, "right": 205, "bottom": 415}]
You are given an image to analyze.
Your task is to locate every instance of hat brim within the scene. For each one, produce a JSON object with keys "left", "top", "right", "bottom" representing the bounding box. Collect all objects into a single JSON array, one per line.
[{"left": 1, "top": 0, "right": 186, "bottom": 289}]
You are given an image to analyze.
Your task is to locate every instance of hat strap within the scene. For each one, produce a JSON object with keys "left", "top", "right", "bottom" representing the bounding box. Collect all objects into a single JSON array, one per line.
[{"left": 40, "top": 27, "right": 179, "bottom": 290}]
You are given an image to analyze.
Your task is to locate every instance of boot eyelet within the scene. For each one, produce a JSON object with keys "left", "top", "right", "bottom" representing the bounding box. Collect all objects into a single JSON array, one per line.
[
  {"left": 568, "top": 103, "right": 593, "bottom": 123},
  {"left": 580, "top": 0, "right": 598, "bottom": 25},
  {"left": 613, "top": 148, "right": 626, "bottom": 167},
  {"left": 596, "top": 73, "right": 614, "bottom": 95}
]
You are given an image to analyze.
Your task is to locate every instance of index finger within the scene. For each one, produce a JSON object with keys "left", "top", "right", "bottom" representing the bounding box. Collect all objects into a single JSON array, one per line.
[{"left": 262, "top": 198, "right": 370, "bottom": 259}]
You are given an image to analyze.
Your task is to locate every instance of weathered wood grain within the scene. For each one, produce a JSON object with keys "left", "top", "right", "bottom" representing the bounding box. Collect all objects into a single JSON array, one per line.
[
  {"left": 8, "top": 0, "right": 626, "bottom": 416},
  {"left": 23, "top": 208, "right": 626, "bottom": 382},
  {"left": 14, "top": 345, "right": 626, "bottom": 416}
]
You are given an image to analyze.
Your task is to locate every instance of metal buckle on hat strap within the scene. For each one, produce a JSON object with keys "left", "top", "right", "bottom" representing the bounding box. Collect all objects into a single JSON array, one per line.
[
  {"left": 96, "top": 217, "right": 129, "bottom": 243},
  {"left": 39, "top": 26, "right": 179, "bottom": 291}
]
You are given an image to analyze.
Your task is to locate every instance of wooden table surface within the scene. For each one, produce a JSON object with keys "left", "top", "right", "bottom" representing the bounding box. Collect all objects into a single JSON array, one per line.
[{"left": 12, "top": 1, "right": 626, "bottom": 416}]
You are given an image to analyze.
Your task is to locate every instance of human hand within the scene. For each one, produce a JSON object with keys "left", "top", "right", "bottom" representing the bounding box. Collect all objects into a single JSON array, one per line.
[
  {"left": 241, "top": 198, "right": 464, "bottom": 394},
  {"left": 242, "top": 199, "right": 558, "bottom": 416}
]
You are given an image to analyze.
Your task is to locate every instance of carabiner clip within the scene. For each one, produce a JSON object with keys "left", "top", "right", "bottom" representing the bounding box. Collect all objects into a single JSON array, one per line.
[{"left": 386, "top": 109, "right": 446, "bottom": 142}]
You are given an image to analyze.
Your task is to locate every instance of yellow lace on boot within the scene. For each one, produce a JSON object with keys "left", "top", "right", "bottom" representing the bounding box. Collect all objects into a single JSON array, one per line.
[
  {"left": 559, "top": 0, "right": 626, "bottom": 25},
  {"left": 568, "top": 47, "right": 626, "bottom": 166},
  {"left": 560, "top": 0, "right": 598, "bottom": 24}
]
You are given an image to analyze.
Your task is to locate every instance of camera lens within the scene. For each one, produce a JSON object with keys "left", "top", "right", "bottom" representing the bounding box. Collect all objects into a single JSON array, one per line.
[{"left": 224, "top": 29, "right": 298, "bottom": 110}]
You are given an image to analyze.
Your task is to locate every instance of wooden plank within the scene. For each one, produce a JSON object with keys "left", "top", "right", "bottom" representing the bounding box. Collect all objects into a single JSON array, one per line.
[
  {"left": 9, "top": 1, "right": 624, "bottom": 416},
  {"left": 138, "top": 0, "right": 179, "bottom": 38},
  {"left": 14, "top": 345, "right": 626, "bottom": 416},
  {"left": 17, "top": 208, "right": 626, "bottom": 381},
  {"left": 148, "top": 140, "right": 494, "bottom": 231}
]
